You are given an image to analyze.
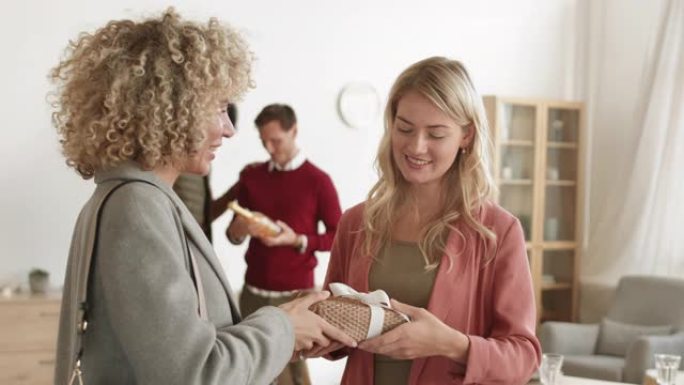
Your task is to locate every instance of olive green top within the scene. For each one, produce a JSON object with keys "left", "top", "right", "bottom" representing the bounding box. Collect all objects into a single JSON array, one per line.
[{"left": 369, "top": 240, "right": 439, "bottom": 385}]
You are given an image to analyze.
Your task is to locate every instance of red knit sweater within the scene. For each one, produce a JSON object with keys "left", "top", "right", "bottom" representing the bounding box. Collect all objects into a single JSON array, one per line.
[{"left": 236, "top": 161, "right": 341, "bottom": 290}]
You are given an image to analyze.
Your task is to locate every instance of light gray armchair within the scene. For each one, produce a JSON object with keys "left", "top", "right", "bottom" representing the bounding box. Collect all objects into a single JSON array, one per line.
[{"left": 540, "top": 275, "right": 684, "bottom": 384}]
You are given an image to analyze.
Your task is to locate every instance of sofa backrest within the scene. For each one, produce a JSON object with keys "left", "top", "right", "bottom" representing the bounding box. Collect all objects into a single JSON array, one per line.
[{"left": 607, "top": 275, "right": 684, "bottom": 330}]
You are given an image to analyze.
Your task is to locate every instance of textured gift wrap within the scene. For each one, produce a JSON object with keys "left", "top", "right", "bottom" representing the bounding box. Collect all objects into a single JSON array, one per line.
[{"left": 309, "top": 284, "right": 409, "bottom": 343}]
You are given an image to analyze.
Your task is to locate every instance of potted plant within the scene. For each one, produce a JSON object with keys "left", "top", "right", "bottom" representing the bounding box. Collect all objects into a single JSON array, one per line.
[{"left": 29, "top": 268, "right": 49, "bottom": 294}]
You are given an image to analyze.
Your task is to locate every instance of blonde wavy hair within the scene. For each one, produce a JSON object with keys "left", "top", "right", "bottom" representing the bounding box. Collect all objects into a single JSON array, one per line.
[
  {"left": 363, "top": 56, "right": 497, "bottom": 270},
  {"left": 49, "top": 8, "right": 253, "bottom": 178}
]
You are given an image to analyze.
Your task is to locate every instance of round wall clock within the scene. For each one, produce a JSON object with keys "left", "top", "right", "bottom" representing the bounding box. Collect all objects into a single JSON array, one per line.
[{"left": 336, "top": 82, "right": 381, "bottom": 129}]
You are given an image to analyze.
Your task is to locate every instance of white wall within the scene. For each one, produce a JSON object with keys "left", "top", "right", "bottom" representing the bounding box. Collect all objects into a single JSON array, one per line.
[
  {"left": 0, "top": 0, "right": 581, "bottom": 289},
  {"left": 0, "top": 0, "right": 581, "bottom": 382}
]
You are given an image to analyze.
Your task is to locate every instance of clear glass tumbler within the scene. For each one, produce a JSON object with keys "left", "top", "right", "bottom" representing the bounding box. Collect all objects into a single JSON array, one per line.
[
  {"left": 540, "top": 353, "right": 564, "bottom": 385},
  {"left": 655, "top": 354, "right": 681, "bottom": 385}
]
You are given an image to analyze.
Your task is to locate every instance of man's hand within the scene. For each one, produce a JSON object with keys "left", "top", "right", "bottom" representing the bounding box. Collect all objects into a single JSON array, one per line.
[
  {"left": 226, "top": 214, "right": 250, "bottom": 244},
  {"left": 259, "top": 220, "right": 301, "bottom": 248}
]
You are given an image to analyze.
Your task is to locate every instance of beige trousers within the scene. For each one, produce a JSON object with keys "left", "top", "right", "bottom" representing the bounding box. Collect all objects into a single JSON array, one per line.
[{"left": 240, "top": 287, "right": 312, "bottom": 385}]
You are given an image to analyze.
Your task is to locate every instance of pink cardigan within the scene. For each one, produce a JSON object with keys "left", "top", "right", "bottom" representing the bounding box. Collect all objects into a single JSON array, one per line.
[{"left": 323, "top": 202, "right": 541, "bottom": 385}]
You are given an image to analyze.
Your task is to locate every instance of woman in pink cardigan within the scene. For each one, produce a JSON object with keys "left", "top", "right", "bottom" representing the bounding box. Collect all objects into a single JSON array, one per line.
[{"left": 309, "top": 57, "right": 541, "bottom": 384}]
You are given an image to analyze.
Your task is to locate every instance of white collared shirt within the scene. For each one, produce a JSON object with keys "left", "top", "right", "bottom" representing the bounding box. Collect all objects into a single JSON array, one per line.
[{"left": 268, "top": 150, "right": 306, "bottom": 172}]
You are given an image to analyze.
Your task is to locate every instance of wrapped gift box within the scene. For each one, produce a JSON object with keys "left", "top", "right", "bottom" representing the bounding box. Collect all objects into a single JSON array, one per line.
[{"left": 309, "top": 283, "right": 409, "bottom": 343}]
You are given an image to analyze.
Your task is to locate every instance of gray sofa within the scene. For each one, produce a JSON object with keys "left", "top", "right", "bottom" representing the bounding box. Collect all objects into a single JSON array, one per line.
[{"left": 540, "top": 275, "right": 684, "bottom": 383}]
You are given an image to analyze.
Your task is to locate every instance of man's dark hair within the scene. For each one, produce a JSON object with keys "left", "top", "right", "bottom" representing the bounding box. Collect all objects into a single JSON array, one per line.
[{"left": 254, "top": 103, "right": 297, "bottom": 131}]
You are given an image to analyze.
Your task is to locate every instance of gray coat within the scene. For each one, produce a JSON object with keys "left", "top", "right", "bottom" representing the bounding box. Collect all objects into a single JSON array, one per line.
[{"left": 55, "top": 163, "right": 294, "bottom": 385}]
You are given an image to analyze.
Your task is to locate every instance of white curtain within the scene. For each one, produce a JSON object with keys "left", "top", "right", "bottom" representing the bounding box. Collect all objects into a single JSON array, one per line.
[{"left": 583, "top": 0, "right": 684, "bottom": 285}]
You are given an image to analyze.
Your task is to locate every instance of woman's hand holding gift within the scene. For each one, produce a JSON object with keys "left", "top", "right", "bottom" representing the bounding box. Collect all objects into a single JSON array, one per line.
[{"left": 358, "top": 299, "right": 470, "bottom": 363}]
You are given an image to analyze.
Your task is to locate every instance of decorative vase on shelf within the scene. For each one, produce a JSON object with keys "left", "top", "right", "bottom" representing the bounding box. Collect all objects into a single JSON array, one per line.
[
  {"left": 551, "top": 120, "right": 564, "bottom": 141},
  {"left": 501, "top": 122, "right": 510, "bottom": 141},
  {"left": 545, "top": 218, "right": 560, "bottom": 241},
  {"left": 542, "top": 274, "right": 557, "bottom": 285},
  {"left": 547, "top": 167, "right": 560, "bottom": 181},
  {"left": 502, "top": 166, "right": 513, "bottom": 180}
]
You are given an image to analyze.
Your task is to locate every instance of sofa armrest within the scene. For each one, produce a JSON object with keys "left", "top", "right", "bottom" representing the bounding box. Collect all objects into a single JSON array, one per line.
[
  {"left": 623, "top": 332, "right": 684, "bottom": 384},
  {"left": 539, "top": 322, "right": 600, "bottom": 355}
]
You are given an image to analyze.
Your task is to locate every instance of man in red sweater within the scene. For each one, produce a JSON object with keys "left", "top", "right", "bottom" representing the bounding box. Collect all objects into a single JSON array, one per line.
[{"left": 225, "top": 104, "right": 342, "bottom": 385}]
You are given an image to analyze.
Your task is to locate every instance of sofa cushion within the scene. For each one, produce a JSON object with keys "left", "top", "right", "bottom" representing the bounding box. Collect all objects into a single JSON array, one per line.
[
  {"left": 596, "top": 318, "right": 672, "bottom": 356},
  {"left": 563, "top": 354, "right": 625, "bottom": 382}
]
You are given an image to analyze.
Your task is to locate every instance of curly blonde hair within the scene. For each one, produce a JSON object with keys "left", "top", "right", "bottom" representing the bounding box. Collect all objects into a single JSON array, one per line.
[
  {"left": 50, "top": 8, "right": 253, "bottom": 178},
  {"left": 363, "top": 57, "right": 497, "bottom": 270}
]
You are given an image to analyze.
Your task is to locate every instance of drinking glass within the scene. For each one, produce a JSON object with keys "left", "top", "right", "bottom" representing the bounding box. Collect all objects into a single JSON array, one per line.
[
  {"left": 540, "top": 353, "right": 564, "bottom": 385},
  {"left": 655, "top": 354, "right": 681, "bottom": 385}
]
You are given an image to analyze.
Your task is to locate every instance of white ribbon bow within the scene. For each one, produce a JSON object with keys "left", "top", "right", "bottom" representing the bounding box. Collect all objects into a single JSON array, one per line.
[{"left": 328, "top": 282, "right": 408, "bottom": 340}]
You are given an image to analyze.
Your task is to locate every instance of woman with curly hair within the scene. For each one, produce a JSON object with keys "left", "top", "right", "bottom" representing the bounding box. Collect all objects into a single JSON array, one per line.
[
  {"left": 51, "top": 9, "right": 354, "bottom": 385},
  {"left": 314, "top": 57, "right": 541, "bottom": 384}
]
